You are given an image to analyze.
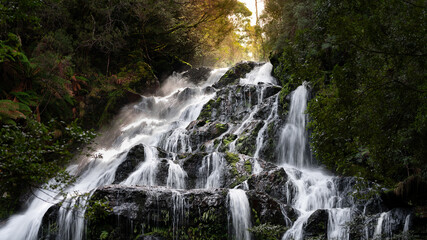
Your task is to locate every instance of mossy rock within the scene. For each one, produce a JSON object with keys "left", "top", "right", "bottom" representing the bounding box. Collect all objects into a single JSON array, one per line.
[{"left": 213, "top": 61, "right": 259, "bottom": 88}]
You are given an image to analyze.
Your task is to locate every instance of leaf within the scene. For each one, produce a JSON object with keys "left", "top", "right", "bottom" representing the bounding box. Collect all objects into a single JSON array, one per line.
[{"left": 0, "top": 100, "right": 27, "bottom": 123}]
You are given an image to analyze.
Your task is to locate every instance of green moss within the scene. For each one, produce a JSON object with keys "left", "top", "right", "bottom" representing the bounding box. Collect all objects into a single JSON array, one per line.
[
  {"left": 178, "top": 153, "right": 190, "bottom": 159},
  {"left": 198, "top": 99, "right": 215, "bottom": 120},
  {"left": 230, "top": 175, "right": 250, "bottom": 188},
  {"left": 251, "top": 121, "right": 264, "bottom": 137},
  {"left": 222, "top": 134, "right": 237, "bottom": 147},
  {"left": 225, "top": 151, "right": 239, "bottom": 165},
  {"left": 236, "top": 134, "right": 256, "bottom": 156},
  {"left": 278, "top": 86, "right": 290, "bottom": 116},
  {"left": 214, "top": 139, "right": 220, "bottom": 148},
  {"left": 244, "top": 160, "right": 252, "bottom": 173},
  {"left": 248, "top": 223, "right": 288, "bottom": 240},
  {"left": 215, "top": 123, "right": 228, "bottom": 134}
]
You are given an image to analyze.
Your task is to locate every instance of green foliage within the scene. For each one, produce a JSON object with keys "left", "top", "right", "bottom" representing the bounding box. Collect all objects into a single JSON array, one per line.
[
  {"left": 265, "top": 0, "right": 427, "bottom": 190},
  {"left": 222, "top": 134, "right": 237, "bottom": 147},
  {"left": 248, "top": 223, "right": 288, "bottom": 240},
  {"left": 0, "top": 100, "right": 28, "bottom": 125},
  {"left": 86, "top": 196, "right": 113, "bottom": 222},
  {"left": 225, "top": 151, "right": 240, "bottom": 165},
  {"left": 215, "top": 123, "right": 228, "bottom": 134},
  {"left": 0, "top": 118, "right": 95, "bottom": 218},
  {"left": 99, "top": 231, "right": 109, "bottom": 240}
]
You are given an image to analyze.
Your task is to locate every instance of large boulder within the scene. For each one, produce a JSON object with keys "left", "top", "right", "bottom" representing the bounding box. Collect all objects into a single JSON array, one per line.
[
  {"left": 304, "top": 209, "right": 328, "bottom": 239},
  {"left": 114, "top": 144, "right": 146, "bottom": 183},
  {"left": 213, "top": 61, "right": 260, "bottom": 88},
  {"left": 247, "top": 167, "right": 290, "bottom": 203},
  {"left": 182, "top": 67, "right": 212, "bottom": 85},
  {"left": 83, "top": 185, "right": 291, "bottom": 240}
]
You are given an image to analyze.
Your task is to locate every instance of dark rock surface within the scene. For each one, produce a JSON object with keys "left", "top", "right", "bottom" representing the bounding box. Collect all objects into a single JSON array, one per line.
[
  {"left": 182, "top": 67, "right": 212, "bottom": 85},
  {"left": 85, "top": 185, "right": 286, "bottom": 240},
  {"left": 304, "top": 209, "right": 328, "bottom": 239},
  {"left": 213, "top": 61, "right": 260, "bottom": 88},
  {"left": 114, "top": 144, "right": 146, "bottom": 183},
  {"left": 248, "top": 167, "right": 290, "bottom": 203}
]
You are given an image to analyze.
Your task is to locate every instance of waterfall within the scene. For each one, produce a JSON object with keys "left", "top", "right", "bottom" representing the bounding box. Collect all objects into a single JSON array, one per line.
[
  {"left": 171, "top": 191, "right": 186, "bottom": 240},
  {"left": 228, "top": 189, "right": 252, "bottom": 240},
  {"left": 403, "top": 214, "right": 411, "bottom": 232},
  {"left": 279, "top": 83, "right": 353, "bottom": 240},
  {"left": 374, "top": 212, "right": 388, "bottom": 239},
  {"left": 122, "top": 146, "right": 159, "bottom": 186},
  {"left": 0, "top": 66, "right": 221, "bottom": 240},
  {"left": 197, "top": 152, "right": 225, "bottom": 188},
  {"left": 278, "top": 82, "right": 310, "bottom": 168},
  {"left": 167, "top": 159, "right": 187, "bottom": 189},
  {"left": 0, "top": 62, "right": 412, "bottom": 240}
]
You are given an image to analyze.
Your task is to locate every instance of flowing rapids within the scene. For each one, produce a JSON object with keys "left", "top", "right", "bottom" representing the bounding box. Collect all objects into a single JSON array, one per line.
[{"left": 0, "top": 62, "right": 410, "bottom": 240}]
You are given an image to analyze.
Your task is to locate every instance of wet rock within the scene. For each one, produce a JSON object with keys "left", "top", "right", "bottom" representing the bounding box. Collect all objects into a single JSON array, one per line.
[
  {"left": 155, "top": 159, "right": 170, "bottom": 186},
  {"left": 213, "top": 61, "right": 260, "bottom": 88},
  {"left": 87, "top": 185, "right": 230, "bottom": 240},
  {"left": 223, "top": 152, "right": 252, "bottom": 188},
  {"left": 176, "top": 87, "right": 197, "bottom": 102},
  {"left": 182, "top": 67, "right": 212, "bottom": 85},
  {"left": 261, "top": 83, "right": 281, "bottom": 99},
  {"left": 259, "top": 119, "right": 284, "bottom": 163},
  {"left": 233, "top": 121, "right": 263, "bottom": 157},
  {"left": 187, "top": 121, "right": 229, "bottom": 150},
  {"left": 247, "top": 191, "right": 288, "bottom": 227},
  {"left": 182, "top": 152, "right": 208, "bottom": 189},
  {"left": 114, "top": 144, "right": 145, "bottom": 183},
  {"left": 197, "top": 84, "right": 264, "bottom": 124},
  {"left": 333, "top": 176, "right": 387, "bottom": 213},
  {"left": 281, "top": 204, "right": 299, "bottom": 224},
  {"left": 155, "top": 147, "right": 169, "bottom": 159},
  {"left": 39, "top": 205, "right": 60, "bottom": 240},
  {"left": 304, "top": 209, "right": 328, "bottom": 239},
  {"left": 247, "top": 167, "right": 289, "bottom": 203}
]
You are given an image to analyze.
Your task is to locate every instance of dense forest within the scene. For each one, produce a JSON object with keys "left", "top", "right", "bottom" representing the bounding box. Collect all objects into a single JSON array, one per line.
[
  {"left": 0, "top": 0, "right": 256, "bottom": 217},
  {"left": 262, "top": 0, "right": 426, "bottom": 202},
  {"left": 0, "top": 0, "right": 426, "bottom": 237}
]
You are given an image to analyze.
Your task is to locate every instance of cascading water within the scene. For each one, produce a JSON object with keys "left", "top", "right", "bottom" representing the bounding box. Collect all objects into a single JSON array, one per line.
[
  {"left": 167, "top": 159, "right": 187, "bottom": 189},
  {"left": 277, "top": 83, "right": 410, "bottom": 240},
  {"left": 197, "top": 152, "right": 225, "bottom": 189},
  {"left": 122, "top": 146, "right": 159, "bottom": 186},
  {"left": 0, "top": 62, "right": 412, "bottom": 240},
  {"left": 278, "top": 83, "right": 354, "bottom": 240},
  {"left": 278, "top": 83, "right": 310, "bottom": 168},
  {"left": 228, "top": 189, "right": 252, "bottom": 240},
  {"left": 0, "top": 67, "right": 222, "bottom": 240}
]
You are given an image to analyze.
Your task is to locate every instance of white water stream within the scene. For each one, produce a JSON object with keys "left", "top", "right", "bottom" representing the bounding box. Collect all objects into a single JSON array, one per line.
[
  {"left": 0, "top": 68, "right": 223, "bottom": 240},
  {"left": 228, "top": 189, "right": 252, "bottom": 240},
  {"left": 0, "top": 62, "right": 410, "bottom": 240}
]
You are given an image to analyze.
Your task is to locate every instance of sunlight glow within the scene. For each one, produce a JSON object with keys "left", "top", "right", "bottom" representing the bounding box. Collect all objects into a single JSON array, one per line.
[{"left": 238, "top": 0, "right": 265, "bottom": 25}]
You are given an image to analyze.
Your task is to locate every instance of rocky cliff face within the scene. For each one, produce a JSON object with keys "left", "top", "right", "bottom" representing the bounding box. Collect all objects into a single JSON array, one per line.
[{"left": 38, "top": 62, "right": 416, "bottom": 240}]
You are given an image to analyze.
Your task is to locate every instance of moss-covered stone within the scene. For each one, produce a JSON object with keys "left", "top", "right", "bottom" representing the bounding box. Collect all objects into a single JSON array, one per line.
[
  {"left": 213, "top": 61, "right": 259, "bottom": 88},
  {"left": 85, "top": 186, "right": 230, "bottom": 240}
]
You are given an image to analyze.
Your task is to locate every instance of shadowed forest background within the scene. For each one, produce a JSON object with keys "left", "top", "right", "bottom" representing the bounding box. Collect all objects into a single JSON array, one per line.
[{"left": 1, "top": 0, "right": 426, "bottom": 228}]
